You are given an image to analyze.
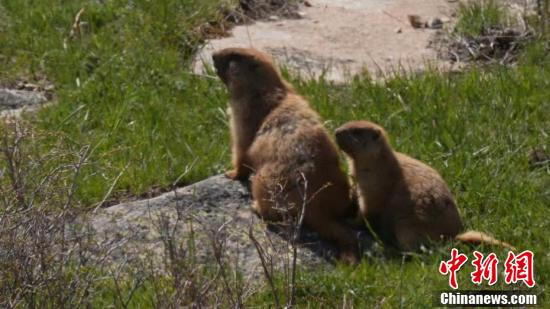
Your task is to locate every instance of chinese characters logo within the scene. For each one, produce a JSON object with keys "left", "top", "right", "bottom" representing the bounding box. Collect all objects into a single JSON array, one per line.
[{"left": 439, "top": 249, "right": 535, "bottom": 289}]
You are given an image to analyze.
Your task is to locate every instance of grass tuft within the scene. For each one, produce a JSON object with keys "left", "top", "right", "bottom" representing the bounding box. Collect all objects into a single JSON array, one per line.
[{"left": 455, "top": 0, "right": 507, "bottom": 37}]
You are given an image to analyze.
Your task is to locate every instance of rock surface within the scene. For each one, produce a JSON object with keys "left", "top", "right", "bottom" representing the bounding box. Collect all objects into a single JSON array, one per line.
[
  {"left": 194, "top": 0, "right": 457, "bottom": 82},
  {"left": 85, "top": 175, "right": 373, "bottom": 275},
  {"left": 0, "top": 89, "right": 48, "bottom": 117}
]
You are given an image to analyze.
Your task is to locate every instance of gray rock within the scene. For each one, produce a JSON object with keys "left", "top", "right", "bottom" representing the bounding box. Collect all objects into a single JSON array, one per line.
[
  {"left": 83, "top": 175, "right": 374, "bottom": 276},
  {"left": 0, "top": 89, "right": 47, "bottom": 111}
]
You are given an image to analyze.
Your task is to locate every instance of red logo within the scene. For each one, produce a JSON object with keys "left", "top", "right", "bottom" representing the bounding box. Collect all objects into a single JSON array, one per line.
[
  {"left": 504, "top": 250, "right": 536, "bottom": 288},
  {"left": 440, "top": 249, "right": 536, "bottom": 289},
  {"left": 439, "top": 248, "right": 469, "bottom": 289},
  {"left": 471, "top": 251, "right": 499, "bottom": 285}
]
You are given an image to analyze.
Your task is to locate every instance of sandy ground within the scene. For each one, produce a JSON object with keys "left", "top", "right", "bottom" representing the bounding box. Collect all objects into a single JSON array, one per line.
[{"left": 193, "top": 0, "right": 458, "bottom": 82}]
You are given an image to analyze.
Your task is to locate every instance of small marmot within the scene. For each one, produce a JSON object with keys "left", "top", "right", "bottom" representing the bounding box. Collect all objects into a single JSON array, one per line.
[
  {"left": 213, "top": 47, "right": 359, "bottom": 263},
  {"left": 335, "top": 120, "right": 514, "bottom": 252}
]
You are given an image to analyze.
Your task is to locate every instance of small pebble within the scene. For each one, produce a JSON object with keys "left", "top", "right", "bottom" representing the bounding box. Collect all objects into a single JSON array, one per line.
[{"left": 427, "top": 17, "right": 443, "bottom": 29}]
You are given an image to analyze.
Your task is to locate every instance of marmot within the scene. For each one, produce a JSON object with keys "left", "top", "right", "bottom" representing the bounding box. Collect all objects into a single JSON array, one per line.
[
  {"left": 335, "top": 120, "right": 514, "bottom": 252},
  {"left": 212, "top": 48, "right": 359, "bottom": 263}
]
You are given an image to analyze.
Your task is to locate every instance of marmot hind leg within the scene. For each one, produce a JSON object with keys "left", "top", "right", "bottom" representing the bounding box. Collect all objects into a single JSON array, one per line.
[
  {"left": 251, "top": 169, "right": 359, "bottom": 264},
  {"left": 250, "top": 168, "right": 301, "bottom": 222}
]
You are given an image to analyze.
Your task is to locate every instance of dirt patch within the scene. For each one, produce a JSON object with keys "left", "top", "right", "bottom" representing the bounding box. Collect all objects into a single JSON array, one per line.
[
  {"left": 194, "top": 0, "right": 458, "bottom": 82},
  {"left": 529, "top": 148, "right": 549, "bottom": 169}
]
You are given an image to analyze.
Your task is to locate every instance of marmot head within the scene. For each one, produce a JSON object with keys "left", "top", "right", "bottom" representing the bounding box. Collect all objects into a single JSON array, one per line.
[
  {"left": 335, "top": 121, "right": 389, "bottom": 159},
  {"left": 212, "top": 47, "right": 285, "bottom": 96}
]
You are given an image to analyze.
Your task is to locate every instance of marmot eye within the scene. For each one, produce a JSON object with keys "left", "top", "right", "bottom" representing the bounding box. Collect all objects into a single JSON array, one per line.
[
  {"left": 227, "top": 54, "right": 245, "bottom": 66},
  {"left": 350, "top": 130, "right": 362, "bottom": 138},
  {"left": 250, "top": 61, "right": 261, "bottom": 69}
]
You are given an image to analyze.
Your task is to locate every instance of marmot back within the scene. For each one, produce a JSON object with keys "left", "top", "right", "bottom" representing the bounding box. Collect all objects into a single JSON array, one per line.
[{"left": 213, "top": 47, "right": 359, "bottom": 263}]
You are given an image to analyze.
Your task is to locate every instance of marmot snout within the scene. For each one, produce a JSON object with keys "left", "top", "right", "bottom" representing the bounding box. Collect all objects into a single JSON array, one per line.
[{"left": 335, "top": 121, "right": 386, "bottom": 159}]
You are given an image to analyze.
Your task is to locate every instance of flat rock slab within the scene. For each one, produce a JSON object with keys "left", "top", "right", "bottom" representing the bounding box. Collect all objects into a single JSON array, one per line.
[
  {"left": 0, "top": 88, "right": 48, "bottom": 117},
  {"left": 194, "top": 0, "right": 457, "bottom": 82},
  {"left": 85, "top": 175, "right": 373, "bottom": 276}
]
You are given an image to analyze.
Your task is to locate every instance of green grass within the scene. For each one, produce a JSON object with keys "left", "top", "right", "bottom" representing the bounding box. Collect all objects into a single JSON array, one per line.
[
  {"left": 0, "top": 0, "right": 234, "bottom": 204},
  {"left": 1, "top": 0, "right": 549, "bottom": 307},
  {"left": 455, "top": 0, "right": 507, "bottom": 37}
]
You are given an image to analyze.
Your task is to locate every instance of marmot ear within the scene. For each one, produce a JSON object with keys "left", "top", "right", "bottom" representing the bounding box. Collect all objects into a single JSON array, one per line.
[{"left": 372, "top": 129, "right": 381, "bottom": 141}]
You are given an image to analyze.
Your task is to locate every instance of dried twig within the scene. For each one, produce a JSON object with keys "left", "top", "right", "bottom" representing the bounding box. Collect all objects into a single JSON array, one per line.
[
  {"left": 69, "top": 8, "right": 85, "bottom": 38},
  {"left": 288, "top": 172, "right": 309, "bottom": 307},
  {"left": 249, "top": 225, "right": 281, "bottom": 308},
  {"left": 443, "top": 27, "right": 533, "bottom": 65}
]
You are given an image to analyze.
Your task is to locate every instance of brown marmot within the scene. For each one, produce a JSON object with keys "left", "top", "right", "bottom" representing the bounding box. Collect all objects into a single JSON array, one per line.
[
  {"left": 212, "top": 47, "right": 359, "bottom": 263},
  {"left": 335, "top": 120, "right": 514, "bottom": 252}
]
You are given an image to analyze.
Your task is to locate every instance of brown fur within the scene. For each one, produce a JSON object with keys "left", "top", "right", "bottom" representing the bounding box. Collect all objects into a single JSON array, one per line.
[
  {"left": 335, "top": 120, "right": 514, "bottom": 252},
  {"left": 213, "top": 48, "right": 359, "bottom": 263}
]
